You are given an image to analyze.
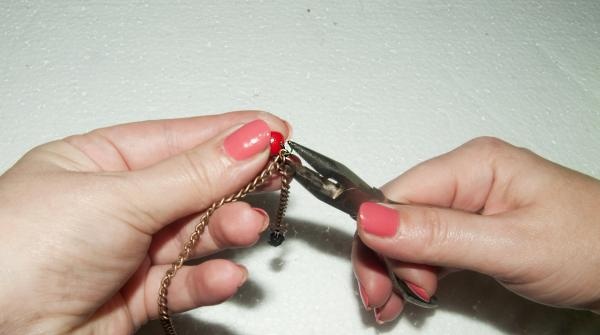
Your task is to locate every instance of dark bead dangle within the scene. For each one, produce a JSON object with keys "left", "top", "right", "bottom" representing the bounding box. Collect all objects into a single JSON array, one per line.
[
  {"left": 267, "top": 131, "right": 294, "bottom": 247},
  {"left": 268, "top": 231, "right": 286, "bottom": 246}
]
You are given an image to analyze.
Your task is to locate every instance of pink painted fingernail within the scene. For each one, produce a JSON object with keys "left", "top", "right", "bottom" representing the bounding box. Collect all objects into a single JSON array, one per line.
[
  {"left": 252, "top": 207, "right": 270, "bottom": 232},
  {"left": 406, "top": 281, "right": 430, "bottom": 302},
  {"left": 358, "top": 202, "right": 399, "bottom": 237},
  {"left": 224, "top": 119, "right": 271, "bottom": 160},
  {"left": 237, "top": 264, "right": 249, "bottom": 285},
  {"left": 358, "top": 281, "right": 370, "bottom": 311},
  {"left": 374, "top": 307, "right": 385, "bottom": 324}
]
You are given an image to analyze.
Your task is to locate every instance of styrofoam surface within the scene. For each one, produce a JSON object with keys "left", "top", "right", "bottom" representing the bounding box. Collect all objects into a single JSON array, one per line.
[{"left": 1, "top": 1, "right": 599, "bottom": 334}]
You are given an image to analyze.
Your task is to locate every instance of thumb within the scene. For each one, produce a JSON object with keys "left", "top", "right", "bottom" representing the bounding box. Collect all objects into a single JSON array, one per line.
[
  {"left": 356, "top": 202, "right": 519, "bottom": 277},
  {"left": 123, "top": 119, "right": 276, "bottom": 234}
]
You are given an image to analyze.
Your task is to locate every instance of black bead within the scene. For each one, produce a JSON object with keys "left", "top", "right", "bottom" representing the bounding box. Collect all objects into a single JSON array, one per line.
[{"left": 269, "top": 231, "right": 285, "bottom": 247}]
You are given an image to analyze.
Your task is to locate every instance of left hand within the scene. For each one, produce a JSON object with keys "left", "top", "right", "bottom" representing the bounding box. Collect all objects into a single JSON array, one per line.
[{"left": 0, "top": 111, "right": 290, "bottom": 334}]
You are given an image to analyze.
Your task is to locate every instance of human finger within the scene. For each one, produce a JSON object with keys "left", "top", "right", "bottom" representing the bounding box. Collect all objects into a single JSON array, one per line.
[
  {"left": 54, "top": 111, "right": 290, "bottom": 172},
  {"left": 352, "top": 238, "right": 437, "bottom": 316},
  {"left": 149, "top": 202, "right": 269, "bottom": 265},
  {"left": 351, "top": 237, "right": 393, "bottom": 310},
  {"left": 357, "top": 202, "right": 518, "bottom": 277},
  {"left": 128, "top": 259, "right": 248, "bottom": 327},
  {"left": 386, "top": 259, "right": 438, "bottom": 304},
  {"left": 121, "top": 119, "right": 280, "bottom": 234},
  {"left": 381, "top": 137, "right": 530, "bottom": 214},
  {"left": 373, "top": 292, "right": 404, "bottom": 324}
]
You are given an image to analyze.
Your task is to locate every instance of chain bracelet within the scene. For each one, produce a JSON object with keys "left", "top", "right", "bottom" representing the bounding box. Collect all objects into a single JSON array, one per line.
[{"left": 159, "top": 149, "right": 293, "bottom": 335}]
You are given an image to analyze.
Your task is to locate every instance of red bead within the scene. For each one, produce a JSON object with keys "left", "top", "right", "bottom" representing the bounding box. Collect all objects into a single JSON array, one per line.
[{"left": 269, "top": 131, "right": 285, "bottom": 156}]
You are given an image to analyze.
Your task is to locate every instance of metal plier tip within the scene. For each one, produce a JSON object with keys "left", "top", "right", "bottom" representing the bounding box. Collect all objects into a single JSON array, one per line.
[{"left": 285, "top": 140, "right": 438, "bottom": 309}]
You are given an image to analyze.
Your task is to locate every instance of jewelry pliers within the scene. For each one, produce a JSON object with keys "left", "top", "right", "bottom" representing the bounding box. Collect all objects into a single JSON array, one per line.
[{"left": 286, "top": 141, "right": 438, "bottom": 309}]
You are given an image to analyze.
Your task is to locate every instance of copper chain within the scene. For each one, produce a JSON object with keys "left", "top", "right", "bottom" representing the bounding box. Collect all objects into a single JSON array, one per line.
[{"left": 159, "top": 149, "right": 293, "bottom": 334}]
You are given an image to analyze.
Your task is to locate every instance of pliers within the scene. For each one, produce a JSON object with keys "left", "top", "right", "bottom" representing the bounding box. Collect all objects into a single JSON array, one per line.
[{"left": 286, "top": 141, "right": 438, "bottom": 309}]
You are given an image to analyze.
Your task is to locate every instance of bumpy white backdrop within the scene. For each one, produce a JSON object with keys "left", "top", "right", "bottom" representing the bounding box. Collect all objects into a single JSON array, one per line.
[{"left": 1, "top": 1, "right": 599, "bottom": 334}]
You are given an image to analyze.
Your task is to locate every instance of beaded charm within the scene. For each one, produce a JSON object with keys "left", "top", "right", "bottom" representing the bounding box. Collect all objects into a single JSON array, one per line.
[{"left": 269, "top": 131, "right": 285, "bottom": 156}]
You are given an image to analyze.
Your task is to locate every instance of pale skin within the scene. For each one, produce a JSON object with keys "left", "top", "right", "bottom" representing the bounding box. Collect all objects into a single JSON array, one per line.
[
  {"left": 0, "top": 112, "right": 598, "bottom": 333},
  {"left": 0, "top": 111, "right": 291, "bottom": 334},
  {"left": 353, "top": 137, "right": 600, "bottom": 323}
]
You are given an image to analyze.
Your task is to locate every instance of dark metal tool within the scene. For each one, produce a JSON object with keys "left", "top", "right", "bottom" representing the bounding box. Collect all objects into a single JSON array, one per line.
[{"left": 286, "top": 141, "right": 438, "bottom": 308}]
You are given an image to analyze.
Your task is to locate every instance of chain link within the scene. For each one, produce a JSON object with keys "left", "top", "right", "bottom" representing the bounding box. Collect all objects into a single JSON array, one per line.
[
  {"left": 269, "top": 156, "right": 293, "bottom": 246},
  {"left": 158, "top": 150, "right": 292, "bottom": 334}
]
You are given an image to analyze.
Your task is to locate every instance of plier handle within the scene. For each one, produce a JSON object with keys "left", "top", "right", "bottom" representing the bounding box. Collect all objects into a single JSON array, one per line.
[{"left": 286, "top": 141, "right": 438, "bottom": 309}]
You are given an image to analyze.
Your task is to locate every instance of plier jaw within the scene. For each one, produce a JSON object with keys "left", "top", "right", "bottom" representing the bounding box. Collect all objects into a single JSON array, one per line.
[
  {"left": 287, "top": 141, "right": 384, "bottom": 219},
  {"left": 285, "top": 140, "right": 439, "bottom": 309}
]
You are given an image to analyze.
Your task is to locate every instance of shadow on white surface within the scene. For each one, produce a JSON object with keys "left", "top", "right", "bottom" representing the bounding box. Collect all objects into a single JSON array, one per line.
[{"left": 138, "top": 193, "right": 600, "bottom": 335}]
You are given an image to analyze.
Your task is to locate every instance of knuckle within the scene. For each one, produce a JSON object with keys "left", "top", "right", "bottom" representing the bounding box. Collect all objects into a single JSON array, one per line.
[
  {"left": 468, "top": 136, "right": 509, "bottom": 154},
  {"left": 221, "top": 225, "right": 256, "bottom": 247},
  {"left": 465, "top": 136, "right": 521, "bottom": 168},
  {"left": 216, "top": 205, "right": 261, "bottom": 247},
  {"left": 210, "top": 217, "right": 237, "bottom": 250},
  {"left": 115, "top": 174, "right": 163, "bottom": 233},
  {"left": 512, "top": 145, "right": 538, "bottom": 161},
  {"left": 181, "top": 151, "right": 211, "bottom": 198},
  {"left": 418, "top": 208, "right": 451, "bottom": 259},
  {"left": 180, "top": 150, "right": 228, "bottom": 201},
  {"left": 469, "top": 136, "right": 540, "bottom": 169},
  {"left": 201, "top": 259, "right": 240, "bottom": 289},
  {"left": 159, "top": 122, "right": 183, "bottom": 156}
]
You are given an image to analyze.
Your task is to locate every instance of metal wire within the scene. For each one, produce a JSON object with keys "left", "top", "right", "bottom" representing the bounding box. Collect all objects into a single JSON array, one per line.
[{"left": 159, "top": 150, "right": 292, "bottom": 334}]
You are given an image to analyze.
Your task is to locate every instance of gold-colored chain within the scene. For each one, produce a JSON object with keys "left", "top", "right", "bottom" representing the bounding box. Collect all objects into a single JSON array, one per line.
[
  {"left": 159, "top": 149, "right": 293, "bottom": 334},
  {"left": 268, "top": 153, "right": 293, "bottom": 246}
]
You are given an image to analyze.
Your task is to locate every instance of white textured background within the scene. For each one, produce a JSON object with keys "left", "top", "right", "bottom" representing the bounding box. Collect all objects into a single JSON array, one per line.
[{"left": 2, "top": 1, "right": 600, "bottom": 334}]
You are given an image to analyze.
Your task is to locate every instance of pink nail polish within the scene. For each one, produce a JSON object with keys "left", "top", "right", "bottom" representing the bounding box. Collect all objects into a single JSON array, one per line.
[
  {"left": 374, "top": 307, "right": 385, "bottom": 324},
  {"left": 358, "top": 281, "right": 370, "bottom": 310},
  {"left": 252, "top": 208, "right": 270, "bottom": 232},
  {"left": 237, "top": 264, "right": 249, "bottom": 285},
  {"left": 224, "top": 119, "right": 271, "bottom": 160},
  {"left": 406, "top": 281, "right": 430, "bottom": 302},
  {"left": 358, "top": 202, "right": 399, "bottom": 237}
]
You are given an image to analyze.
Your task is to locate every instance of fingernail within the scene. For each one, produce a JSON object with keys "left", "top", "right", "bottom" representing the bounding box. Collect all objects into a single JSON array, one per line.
[
  {"left": 357, "top": 281, "right": 371, "bottom": 311},
  {"left": 374, "top": 307, "right": 385, "bottom": 324},
  {"left": 237, "top": 264, "right": 249, "bottom": 286},
  {"left": 224, "top": 119, "right": 271, "bottom": 160},
  {"left": 252, "top": 207, "right": 270, "bottom": 232},
  {"left": 358, "top": 202, "right": 399, "bottom": 237},
  {"left": 406, "top": 281, "right": 430, "bottom": 302}
]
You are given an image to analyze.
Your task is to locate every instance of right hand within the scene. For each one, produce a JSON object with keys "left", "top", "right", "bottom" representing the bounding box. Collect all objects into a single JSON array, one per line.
[{"left": 352, "top": 137, "right": 600, "bottom": 323}]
